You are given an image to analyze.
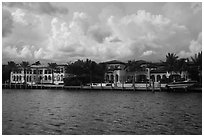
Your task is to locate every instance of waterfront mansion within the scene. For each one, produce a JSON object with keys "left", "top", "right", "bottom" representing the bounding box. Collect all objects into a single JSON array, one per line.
[
  {"left": 103, "top": 60, "right": 188, "bottom": 86},
  {"left": 10, "top": 64, "right": 66, "bottom": 85}
]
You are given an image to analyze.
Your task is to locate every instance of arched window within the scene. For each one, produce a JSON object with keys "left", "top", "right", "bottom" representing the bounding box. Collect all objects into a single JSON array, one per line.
[
  {"left": 150, "top": 75, "right": 155, "bottom": 82},
  {"left": 111, "top": 75, "right": 114, "bottom": 82},
  {"left": 106, "top": 75, "right": 109, "bottom": 81},
  {"left": 45, "top": 75, "right": 47, "bottom": 80},
  {"left": 39, "top": 76, "right": 42, "bottom": 81},
  {"left": 57, "top": 75, "right": 60, "bottom": 81},
  {"left": 27, "top": 76, "right": 29, "bottom": 82},
  {"left": 30, "top": 76, "right": 32, "bottom": 82},
  {"left": 17, "top": 75, "right": 19, "bottom": 81},
  {"left": 19, "top": 75, "right": 22, "bottom": 81},
  {"left": 48, "top": 75, "right": 51, "bottom": 80},
  {"left": 61, "top": 75, "right": 63, "bottom": 81},
  {"left": 162, "top": 75, "right": 166, "bottom": 80},
  {"left": 116, "top": 74, "right": 119, "bottom": 82},
  {"left": 13, "top": 76, "right": 16, "bottom": 81},
  {"left": 157, "top": 75, "right": 161, "bottom": 82}
]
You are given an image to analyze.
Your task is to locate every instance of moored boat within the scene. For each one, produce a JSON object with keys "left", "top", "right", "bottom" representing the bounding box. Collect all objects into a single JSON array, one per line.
[{"left": 166, "top": 80, "right": 197, "bottom": 90}]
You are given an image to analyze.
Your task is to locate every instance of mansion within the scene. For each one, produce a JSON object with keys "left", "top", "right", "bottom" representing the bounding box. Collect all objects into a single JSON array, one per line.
[
  {"left": 10, "top": 64, "right": 66, "bottom": 85},
  {"left": 103, "top": 60, "right": 188, "bottom": 86}
]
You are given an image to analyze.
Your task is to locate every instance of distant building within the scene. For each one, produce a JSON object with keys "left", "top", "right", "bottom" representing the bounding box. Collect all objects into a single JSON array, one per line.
[{"left": 10, "top": 64, "right": 67, "bottom": 85}]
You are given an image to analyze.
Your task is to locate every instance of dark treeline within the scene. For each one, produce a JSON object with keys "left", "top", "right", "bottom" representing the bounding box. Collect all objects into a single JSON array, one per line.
[
  {"left": 64, "top": 59, "right": 106, "bottom": 86},
  {"left": 2, "top": 52, "right": 202, "bottom": 85}
]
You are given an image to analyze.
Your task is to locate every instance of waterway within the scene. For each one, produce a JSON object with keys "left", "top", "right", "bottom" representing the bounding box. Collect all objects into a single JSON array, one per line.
[{"left": 2, "top": 89, "right": 202, "bottom": 135}]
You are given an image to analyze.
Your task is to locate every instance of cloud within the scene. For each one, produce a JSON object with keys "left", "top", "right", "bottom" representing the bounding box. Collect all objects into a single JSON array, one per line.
[
  {"left": 190, "top": 2, "right": 202, "bottom": 14},
  {"left": 40, "top": 10, "right": 190, "bottom": 62},
  {"left": 11, "top": 9, "right": 28, "bottom": 25},
  {"left": 162, "top": 2, "right": 201, "bottom": 37},
  {"left": 142, "top": 50, "right": 156, "bottom": 56},
  {"left": 87, "top": 25, "right": 111, "bottom": 43},
  {"left": 3, "top": 2, "right": 68, "bottom": 16},
  {"left": 2, "top": 3, "right": 201, "bottom": 63},
  {"left": 179, "top": 32, "right": 202, "bottom": 57},
  {"left": 2, "top": 8, "right": 13, "bottom": 37}
]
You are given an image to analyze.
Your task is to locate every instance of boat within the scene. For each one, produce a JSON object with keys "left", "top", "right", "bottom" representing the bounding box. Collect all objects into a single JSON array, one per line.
[{"left": 166, "top": 80, "right": 197, "bottom": 90}]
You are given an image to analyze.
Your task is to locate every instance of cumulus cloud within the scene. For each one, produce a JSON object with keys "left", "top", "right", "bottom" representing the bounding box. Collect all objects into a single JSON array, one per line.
[
  {"left": 2, "top": 8, "right": 13, "bottom": 37},
  {"left": 11, "top": 9, "right": 28, "bottom": 25},
  {"left": 179, "top": 32, "right": 202, "bottom": 57},
  {"left": 190, "top": 2, "right": 202, "bottom": 14},
  {"left": 2, "top": 3, "right": 201, "bottom": 63},
  {"left": 3, "top": 2, "right": 68, "bottom": 16},
  {"left": 142, "top": 50, "right": 156, "bottom": 56},
  {"left": 37, "top": 10, "right": 191, "bottom": 62}
]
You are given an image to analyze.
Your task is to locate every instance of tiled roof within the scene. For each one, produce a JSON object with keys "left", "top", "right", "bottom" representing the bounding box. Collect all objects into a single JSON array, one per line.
[{"left": 102, "top": 60, "right": 126, "bottom": 65}]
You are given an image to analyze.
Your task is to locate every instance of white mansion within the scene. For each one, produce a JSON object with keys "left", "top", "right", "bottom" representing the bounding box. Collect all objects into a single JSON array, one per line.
[{"left": 10, "top": 64, "right": 66, "bottom": 85}]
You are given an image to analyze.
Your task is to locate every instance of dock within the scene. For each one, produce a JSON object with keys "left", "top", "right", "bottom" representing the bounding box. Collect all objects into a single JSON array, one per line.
[{"left": 2, "top": 83, "right": 201, "bottom": 92}]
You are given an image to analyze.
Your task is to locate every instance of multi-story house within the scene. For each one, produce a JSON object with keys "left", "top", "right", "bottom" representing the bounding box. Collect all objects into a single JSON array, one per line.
[
  {"left": 103, "top": 60, "right": 189, "bottom": 87},
  {"left": 10, "top": 64, "right": 67, "bottom": 85}
]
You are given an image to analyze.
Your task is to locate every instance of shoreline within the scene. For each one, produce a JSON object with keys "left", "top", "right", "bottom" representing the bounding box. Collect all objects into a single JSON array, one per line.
[{"left": 2, "top": 83, "right": 202, "bottom": 92}]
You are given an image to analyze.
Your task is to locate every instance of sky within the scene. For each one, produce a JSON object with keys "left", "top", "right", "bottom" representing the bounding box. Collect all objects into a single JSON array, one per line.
[{"left": 2, "top": 2, "right": 202, "bottom": 64}]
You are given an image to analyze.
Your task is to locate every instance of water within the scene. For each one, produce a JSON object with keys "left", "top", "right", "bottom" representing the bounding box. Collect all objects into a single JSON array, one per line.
[{"left": 2, "top": 89, "right": 202, "bottom": 135}]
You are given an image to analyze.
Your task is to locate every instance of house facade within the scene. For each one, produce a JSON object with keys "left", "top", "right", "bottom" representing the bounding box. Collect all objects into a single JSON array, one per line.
[
  {"left": 10, "top": 64, "right": 66, "bottom": 85},
  {"left": 103, "top": 60, "right": 189, "bottom": 86}
]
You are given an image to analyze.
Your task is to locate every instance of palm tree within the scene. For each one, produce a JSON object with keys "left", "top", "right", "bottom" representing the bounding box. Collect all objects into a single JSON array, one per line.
[
  {"left": 7, "top": 61, "right": 17, "bottom": 83},
  {"left": 48, "top": 63, "right": 57, "bottom": 84},
  {"left": 174, "top": 58, "right": 189, "bottom": 73},
  {"left": 191, "top": 52, "right": 202, "bottom": 82},
  {"left": 20, "top": 61, "right": 30, "bottom": 84},
  {"left": 191, "top": 51, "right": 202, "bottom": 70},
  {"left": 164, "top": 53, "right": 179, "bottom": 73}
]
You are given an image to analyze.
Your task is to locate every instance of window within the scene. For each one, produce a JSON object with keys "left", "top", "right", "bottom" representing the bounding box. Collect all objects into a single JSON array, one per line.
[
  {"left": 48, "top": 70, "right": 51, "bottom": 74},
  {"left": 48, "top": 75, "right": 51, "bottom": 80},
  {"left": 106, "top": 75, "right": 109, "bottom": 81},
  {"left": 116, "top": 74, "right": 119, "bottom": 82},
  {"left": 45, "top": 76, "right": 47, "bottom": 80},
  {"left": 33, "top": 70, "right": 36, "bottom": 74},
  {"left": 157, "top": 75, "right": 161, "bottom": 82},
  {"left": 150, "top": 75, "right": 155, "bottom": 82},
  {"left": 45, "top": 70, "right": 47, "bottom": 74},
  {"left": 39, "top": 70, "right": 43, "bottom": 74},
  {"left": 60, "top": 68, "right": 63, "bottom": 73},
  {"left": 13, "top": 76, "right": 16, "bottom": 81}
]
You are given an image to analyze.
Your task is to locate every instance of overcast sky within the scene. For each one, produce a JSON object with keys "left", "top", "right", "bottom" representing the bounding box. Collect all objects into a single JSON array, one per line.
[{"left": 2, "top": 2, "right": 202, "bottom": 64}]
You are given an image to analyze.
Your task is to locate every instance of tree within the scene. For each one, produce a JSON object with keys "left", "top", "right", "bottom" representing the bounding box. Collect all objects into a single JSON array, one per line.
[
  {"left": 32, "top": 61, "right": 41, "bottom": 65},
  {"left": 20, "top": 61, "right": 30, "bottom": 84},
  {"left": 189, "top": 52, "right": 202, "bottom": 82},
  {"left": 64, "top": 59, "right": 106, "bottom": 85},
  {"left": 191, "top": 51, "right": 202, "bottom": 70},
  {"left": 126, "top": 60, "right": 146, "bottom": 72},
  {"left": 164, "top": 53, "right": 178, "bottom": 73},
  {"left": 174, "top": 58, "right": 189, "bottom": 73},
  {"left": 2, "top": 61, "right": 17, "bottom": 83},
  {"left": 48, "top": 63, "right": 58, "bottom": 84}
]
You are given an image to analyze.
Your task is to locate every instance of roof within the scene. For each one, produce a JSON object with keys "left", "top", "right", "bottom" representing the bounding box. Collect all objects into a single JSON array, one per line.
[
  {"left": 102, "top": 60, "right": 126, "bottom": 65},
  {"left": 150, "top": 70, "right": 167, "bottom": 73},
  {"left": 30, "top": 64, "right": 67, "bottom": 68},
  {"left": 30, "top": 65, "right": 47, "bottom": 68}
]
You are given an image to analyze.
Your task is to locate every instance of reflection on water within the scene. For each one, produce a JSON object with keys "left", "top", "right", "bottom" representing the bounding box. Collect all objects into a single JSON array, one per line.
[{"left": 2, "top": 89, "right": 202, "bottom": 135}]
